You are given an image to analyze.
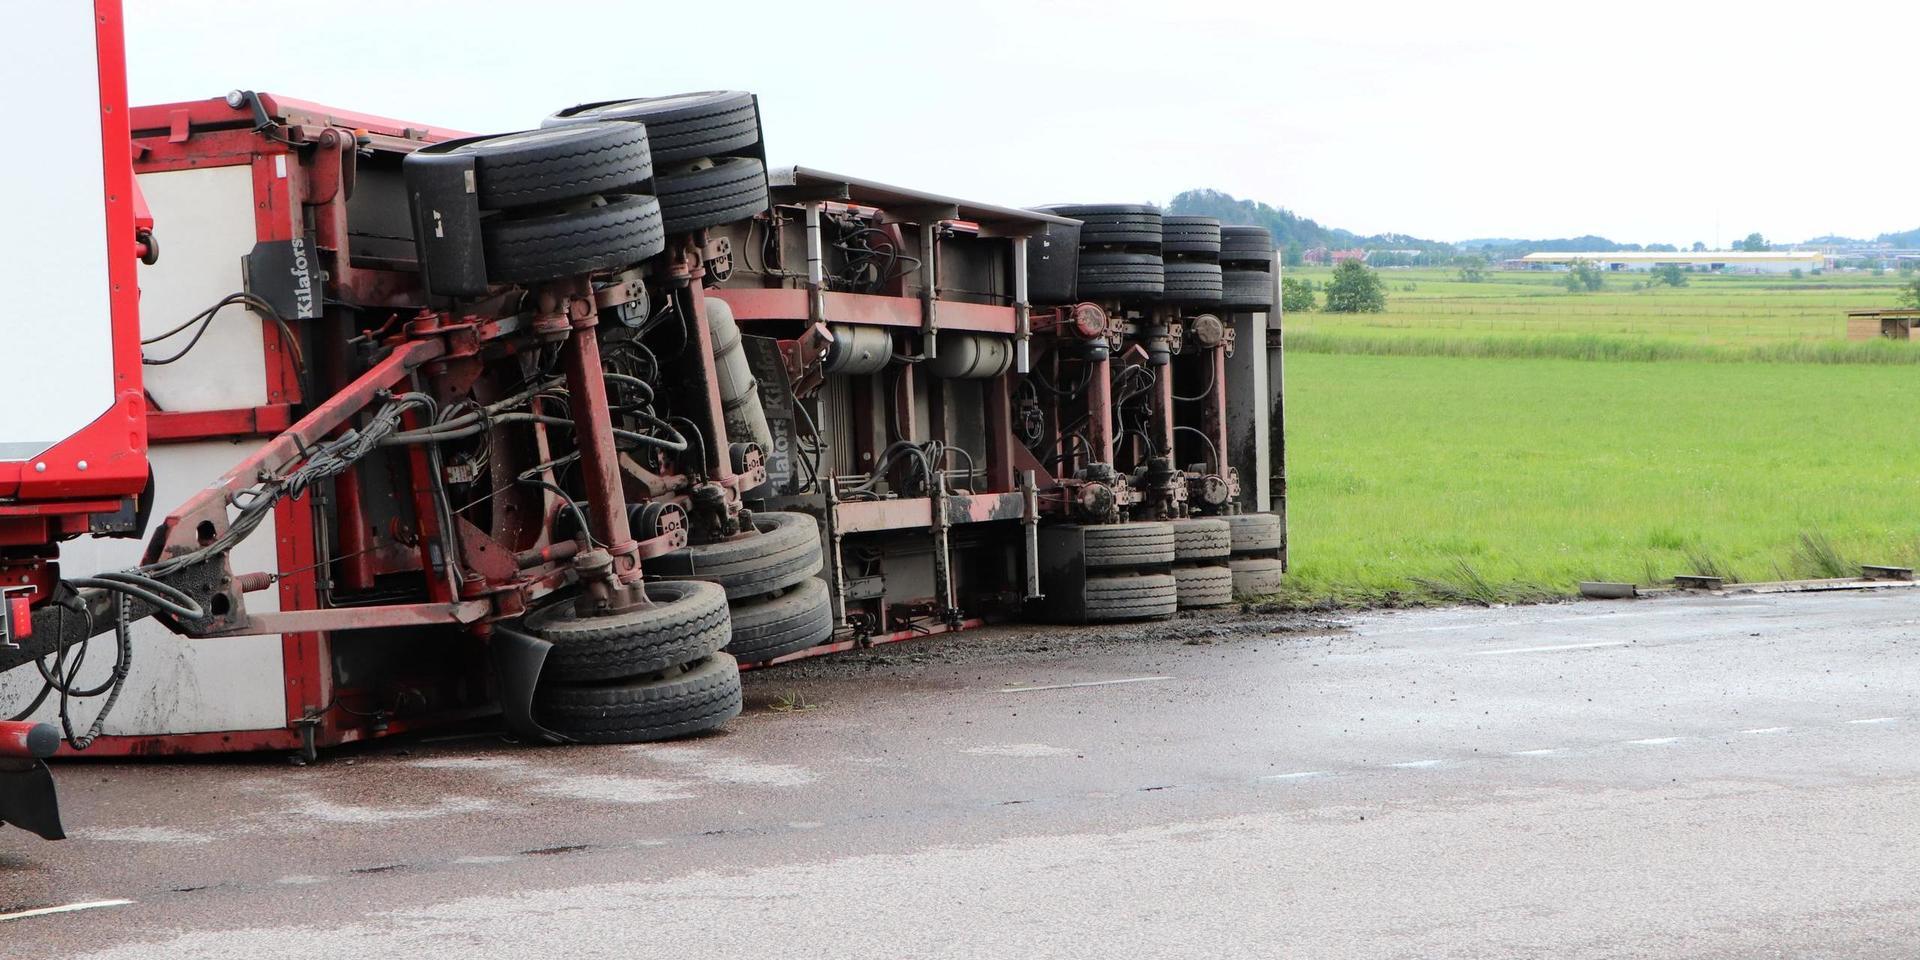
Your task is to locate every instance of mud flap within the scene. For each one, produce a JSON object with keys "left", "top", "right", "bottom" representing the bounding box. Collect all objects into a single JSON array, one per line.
[
  {"left": 0, "top": 759, "right": 64, "bottom": 840},
  {"left": 491, "top": 625, "right": 571, "bottom": 745}
]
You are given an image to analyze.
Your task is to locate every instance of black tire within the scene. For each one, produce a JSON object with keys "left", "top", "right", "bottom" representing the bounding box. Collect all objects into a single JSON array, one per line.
[
  {"left": 727, "top": 577, "right": 834, "bottom": 664},
  {"left": 481, "top": 194, "right": 665, "bottom": 284},
  {"left": 1078, "top": 250, "right": 1164, "bottom": 300},
  {"left": 1173, "top": 563, "right": 1234, "bottom": 609},
  {"left": 1163, "top": 261, "right": 1224, "bottom": 304},
  {"left": 1225, "top": 513, "right": 1284, "bottom": 554},
  {"left": 544, "top": 91, "right": 761, "bottom": 165},
  {"left": 1170, "top": 517, "right": 1232, "bottom": 560},
  {"left": 439, "top": 124, "right": 654, "bottom": 212},
  {"left": 523, "top": 579, "right": 729, "bottom": 683},
  {"left": 655, "top": 157, "right": 769, "bottom": 234},
  {"left": 1162, "top": 216, "right": 1222, "bottom": 257},
  {"left": 1083, "top": 571, "right": 1178, "bottom": 622},
  {"left": 534, "top": 653, "right": 743, "bottom": 744},
  {"left": 1220, "top": 268, "right": 1276, "bottom": 311},
  {"left": 1077, "top": 521, "right": 1176, "bottom": 568},
  {"left": 1229, "top": 556, "right": 1286, "bottom": 598},
  {"left": 651, "top": 511, "right": 823, "bottom": 600},
  {"left": 1041, "top": 203, "right": 1162, "bottom": 248},
  {"left": 1220, "top": 226, "right": 1276, "bottom": 267}
]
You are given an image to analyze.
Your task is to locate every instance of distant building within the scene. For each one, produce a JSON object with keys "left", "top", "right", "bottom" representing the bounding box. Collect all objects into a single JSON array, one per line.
[
  {"left": 1513, "top": 251, "right": 1824, "bottom": 275},
  {"left": 1302, "top": 247, "right": 1330, "bottom": 265},
  {"left": 1331, "top": 248, "right": 1368, "bottom": 264}
]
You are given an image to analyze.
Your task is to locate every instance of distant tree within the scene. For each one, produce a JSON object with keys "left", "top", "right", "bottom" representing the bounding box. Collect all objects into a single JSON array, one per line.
[
  {"left": 1650, "top": 264, "right": 1689, "bottom": 287},
  {"left": 1737, "top": 232, "right": 1769, "bottom": 252},
  {"left": 1456, "top": 257, "right": 1487, "bottom": 283},
  {"left": 1899, "top": 279, "right": 1920, "bottom": 309},
  {"left": 1280, "top": 276, "right": 1317, "bottom": 313},
  {"left": 1691, "top": 241, "right": 1707, "bottom": 252},
  {"left": 1789, "top": 267, "right": 1804, "bottom": 280},
  {"left": 1281, "top": 242, "right": 1305, "bottom": 268},
  {"left": 1563, "top": 260, "right": 1605, "bottom": 293},
  {"left": 1322, "top": 261, "right": 1387, "bottom": 313}
]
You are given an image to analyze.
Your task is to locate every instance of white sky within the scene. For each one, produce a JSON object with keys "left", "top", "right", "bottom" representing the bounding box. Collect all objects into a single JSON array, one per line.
[{"left": 122, "top": 0, "right": 1920, "bottom": 246}]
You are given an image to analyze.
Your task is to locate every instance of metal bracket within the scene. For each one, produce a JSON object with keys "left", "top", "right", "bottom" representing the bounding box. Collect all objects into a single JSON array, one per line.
[{"left": 1020, "top": 470, "right": 1043, "bottom": 600}]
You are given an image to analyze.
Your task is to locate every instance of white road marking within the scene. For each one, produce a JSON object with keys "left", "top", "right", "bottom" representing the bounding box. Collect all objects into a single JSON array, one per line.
[
  {"left": 1627, "top": 737, "right": 1681, "bottom": 745},
  {"left": 1470, "top": 641, "right": 1625, "bottom": 656},
  {"left": 1388, "top": 759, "right": 1445, "bottom": 769},
  {"left": 1741, "top": 727, "right": 1792, "bottom": 735},
  {"left": 964, "top": 743, "right": 1074, "bottom": 758},
  {"left": 1258, "top": 771, "right": 1328, "bottom": 781},
  {"left": 1509, "top": 748, "right": 1561, "bottom": 756},
  {"left": 0, "top": 899, "right": 133, "bottom": 922},
  {"left": 999, "top": 676, "right": 1172, "bottom": 693},
  {"left": 1845, "top": 717, "right": 1905, "bottom": 725}
]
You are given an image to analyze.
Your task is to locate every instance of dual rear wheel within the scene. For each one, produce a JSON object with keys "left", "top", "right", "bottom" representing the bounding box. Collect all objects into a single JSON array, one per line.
[{"left": 521, "top": 511, "right": 832, "bottom": 743}]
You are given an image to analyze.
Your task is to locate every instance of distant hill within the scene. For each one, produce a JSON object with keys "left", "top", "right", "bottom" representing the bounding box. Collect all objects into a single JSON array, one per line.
[
  {"left": 1171, "top": 188, "right": 1917, "bottom": 261},
  {"left": 1166, "top": 189, "right": 1453, "bottom": 262},
  {"left": 1167, "top": 190, "right": 1677, "bottom": 264},
  {"left": 1874, "top": 227, "right": 1920, "bottom": 247}
]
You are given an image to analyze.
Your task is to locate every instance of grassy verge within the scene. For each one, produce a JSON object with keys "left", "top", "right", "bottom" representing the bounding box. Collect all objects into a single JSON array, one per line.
[
  {"left": 1278, "top": 352, "right": 1920, "bottom": 605},
  {"left": 1287, "top": 329, "right": 1920, "bottom": 365}
]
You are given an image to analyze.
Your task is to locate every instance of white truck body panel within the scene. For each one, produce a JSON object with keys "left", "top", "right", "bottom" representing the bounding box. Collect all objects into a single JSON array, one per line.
[
  {"left": 0, "top": 166, "right": 288, "bottom": 736},
  {"left": 0, "top": 5, "right": 118, "bottom": 462}
]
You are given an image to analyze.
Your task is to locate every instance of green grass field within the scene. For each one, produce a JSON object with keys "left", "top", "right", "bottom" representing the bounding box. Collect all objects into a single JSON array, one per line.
[
  {"left": 1276, "top": 267, "right": 1920, "bottom": 605},
  {"left": 1288, "top": 266, "right": 1915, "bottom": 344}
]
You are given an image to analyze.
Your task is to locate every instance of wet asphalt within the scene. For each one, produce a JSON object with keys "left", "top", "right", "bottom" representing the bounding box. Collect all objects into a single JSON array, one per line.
[{"left": 2, "top": 589, "right": 1917, "bottom": 958}]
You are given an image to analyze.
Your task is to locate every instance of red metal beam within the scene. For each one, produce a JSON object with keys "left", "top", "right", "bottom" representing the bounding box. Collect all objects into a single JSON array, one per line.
[
  {"left": 146, "top": 405, "right": 295, "bottom": 442},
  {"left": 714, "top": 288, "right": 1019, "bottom": 335},
  {"left": 835, "top": 492, "right": 1026, "bottom": 534},
  {"left": 201, "top": 599, "right": 490, "bottom": 637}
]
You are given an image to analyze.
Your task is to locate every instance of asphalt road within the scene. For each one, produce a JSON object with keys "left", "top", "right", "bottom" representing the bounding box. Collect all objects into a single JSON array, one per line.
[{"left": 3, "top": 590, "right": 1917, "bottom": 958}]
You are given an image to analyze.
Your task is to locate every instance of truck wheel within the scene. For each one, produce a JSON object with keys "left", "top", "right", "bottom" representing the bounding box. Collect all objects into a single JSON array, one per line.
[
  {"left": 1163, "top": 261, "right": 1224, "bottom": 304},
  {"left": 1225, "top": 513, "right": 1284, "bottom": 554},
  {"left": 481, "top": 194, "right": 665, "bottom": 284},
  {"left": 544, "top": 91, "right": 761, "bottom": 165},
  {"left": 534, "top": 653, "right": 743, "bottom": 744},
  {"left": 1220, "top": 268, "right": 1275, "bottom": 311},
  {"left": 523, "top": 579, "right": 729, "bottom": 683},
  {"left": 1173, "top": 563, "right": 1233, "bottom": 608},
  {"left": 1076, "top": 521, "right": 1176, "bottom": 569},
  {"left": 727, "top": 577, "right": 834, "bottom": 664},
  {"left": 1220, "top": 226, "right": 1275, "bottom": 267},
  {"left": 444, "top": 124, "right": 654, "bottom": 211},
  {"left": 1228, "top": 556, "right": 1286, "bottom": 598},
  {"left": 1041, "top": 203, "right": 1162, "bottom": 247},
  {"left": 651, "top": 511, "right": 823, "bottom": 600},
  {"left": 1162, "top": 216, "right": 1222, "bottom": 257},
  {"left": 1170, "top": 517, "right": 1232, "bottom": 560},
  {"left": 1083, "top": 571, "right": 1178, "bottom": 622},
  {"left": 1077, "top": 251, "right": 1164, "bottom": 299},
  {"left": 655, "top": 157, "right": 770, "bottom": 234}
]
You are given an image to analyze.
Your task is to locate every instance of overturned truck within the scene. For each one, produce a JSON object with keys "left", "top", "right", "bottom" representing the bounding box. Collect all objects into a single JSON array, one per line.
[{"left": 0, "top": 3, "right": 1283, "bottom": 840}]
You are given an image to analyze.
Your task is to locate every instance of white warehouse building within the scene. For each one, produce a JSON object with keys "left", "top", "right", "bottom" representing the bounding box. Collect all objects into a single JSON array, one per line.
[{"left": 1515, "top": 251, "right": 1826, "bottom": 274}]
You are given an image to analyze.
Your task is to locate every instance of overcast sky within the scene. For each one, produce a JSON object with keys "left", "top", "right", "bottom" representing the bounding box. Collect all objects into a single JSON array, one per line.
[{"left": 123, "top": 0, "right": 1920, "bottom": 246}]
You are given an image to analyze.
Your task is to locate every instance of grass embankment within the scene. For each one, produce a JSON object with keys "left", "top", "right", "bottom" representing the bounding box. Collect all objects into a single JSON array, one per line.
[
  {"left": 1287, "top": 329, "right": 1920, "bottom": 365},
  {"left": 1287, "top": 267, "right": 1914, "bottom": 344},
  {"left": 1279, "top": 352, "right": 1920, "bottom": 606}
]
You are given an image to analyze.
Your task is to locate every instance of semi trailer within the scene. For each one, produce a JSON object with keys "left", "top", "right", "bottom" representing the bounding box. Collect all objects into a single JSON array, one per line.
[{"left": 0, "top": 1, "right": 1285, "bottom": 840}]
